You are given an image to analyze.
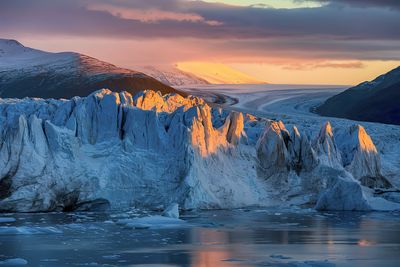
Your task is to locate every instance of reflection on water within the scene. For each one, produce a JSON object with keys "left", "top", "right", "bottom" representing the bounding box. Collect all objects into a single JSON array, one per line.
[{"left": 0, "top": 209, "right": 399, "bottom": 266}]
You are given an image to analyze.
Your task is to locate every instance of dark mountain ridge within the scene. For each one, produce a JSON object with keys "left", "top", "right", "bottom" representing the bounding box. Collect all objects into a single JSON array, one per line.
[{"left": 317, "top": 66, "right": 400, "bottom": 125}]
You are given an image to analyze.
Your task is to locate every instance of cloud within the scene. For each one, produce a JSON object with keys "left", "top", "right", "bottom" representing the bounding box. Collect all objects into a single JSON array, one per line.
[
  {"left": 205, "top": 38, "right": 400, "bottom": 61},
  {"left": 88, "top": 3, "right": 223, "bottom": 25},
  {"left": 314, "top": 62, "right": 365, "bottom": 68},
  {"left": 1, "top": 0, "right": 399, "bottom": 40},
  {"left": 299, "top": 0, "right": 400, "bottom": 9},
  {"left": 283, "top": 61, "right": 365, "bottom": 70},
  {"left": 0, "top": 0, "right": 399, "bottom": 63}
]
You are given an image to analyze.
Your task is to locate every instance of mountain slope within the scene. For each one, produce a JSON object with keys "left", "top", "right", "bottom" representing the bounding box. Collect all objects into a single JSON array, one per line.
[
  {"left": 136, "top": 65, "right": 209, "bottom": 86},
  {"left": 317, "top": 66, "right": 400, "bottom": 125},
  {"left": 0, "top": 39, "right": 182, "bottom": 99}
]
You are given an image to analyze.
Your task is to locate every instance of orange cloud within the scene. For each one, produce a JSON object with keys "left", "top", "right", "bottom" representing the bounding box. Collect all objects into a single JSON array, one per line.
[
  {"left": 282, "top": 61, "right": 365, "bottom": 70},
  {"left": 314, "top": 61, "right": 365, "bottom": 69}
]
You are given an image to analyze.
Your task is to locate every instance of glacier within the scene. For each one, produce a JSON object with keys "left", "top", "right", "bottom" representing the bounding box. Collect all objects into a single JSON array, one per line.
[{"left": 0, "top": 89, "right": 398, "bottom": 212}]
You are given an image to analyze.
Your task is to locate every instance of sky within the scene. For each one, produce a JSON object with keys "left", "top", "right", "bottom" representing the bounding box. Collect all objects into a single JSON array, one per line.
[{"left": 1, "top": 0, "right": 400, "bottom": 85}]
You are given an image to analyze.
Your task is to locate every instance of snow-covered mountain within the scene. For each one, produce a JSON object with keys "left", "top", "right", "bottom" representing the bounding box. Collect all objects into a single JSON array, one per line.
[
  {"left": 0, "top": 39, "right": 181, "bottom": 99},
  {"left": 0, "top": 89, "right": 398, "bottom": 212},
  {"left": 136, "top": 65, "right": 209, "bottom": 86},
  {"left": 317, "top": 66, "right": 400, "bottom": 125}
]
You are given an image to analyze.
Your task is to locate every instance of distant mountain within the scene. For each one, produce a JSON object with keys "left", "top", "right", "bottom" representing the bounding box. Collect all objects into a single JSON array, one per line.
[
  {"left": 0, "top": 39, "right": 182, "bottom": 99},
  {"left": 317, "top": 66, "right": 400, "bottom": 125},
  {"left": 136, "top": 65, "right": 209, "bottom": 86},
  {"left": 176, "top": 62, "right": 267, "bottom": 84}
]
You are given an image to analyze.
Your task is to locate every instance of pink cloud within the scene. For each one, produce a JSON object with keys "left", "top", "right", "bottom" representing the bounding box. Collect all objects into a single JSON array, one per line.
[{"left": 88, "top": 3, "right": 223, "bottom": 26}]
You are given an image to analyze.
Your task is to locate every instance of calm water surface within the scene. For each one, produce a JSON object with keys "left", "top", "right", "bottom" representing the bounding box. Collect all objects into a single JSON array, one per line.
[{"left": 0, "top": 208, "right": 399, "bottom": 266}]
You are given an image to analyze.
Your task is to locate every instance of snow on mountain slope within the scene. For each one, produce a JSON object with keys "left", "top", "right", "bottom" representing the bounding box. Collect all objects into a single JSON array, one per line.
[
  {"left": 0, "top": 89, "right": 398, "bottom": 212},
  {"left": 0, "top": 39, "right": 181, "bottom": 99},
  {"left": 176, "top": 62, "right": 266, "bottom": 84},
  {"left": 0, "top": 39, "right": 46, "bottom": 59},
  {"left": 136, "top": 65, "right": 209, "bottom": 86}
]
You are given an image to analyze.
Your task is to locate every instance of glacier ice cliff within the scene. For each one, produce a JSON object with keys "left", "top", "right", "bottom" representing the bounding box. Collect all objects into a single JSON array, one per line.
[
  {"left": 335, "top": 125, "right": 392, "bottom": 189},
  {"left": 0, "top": 89, "right": 398, "bottom": 212}
]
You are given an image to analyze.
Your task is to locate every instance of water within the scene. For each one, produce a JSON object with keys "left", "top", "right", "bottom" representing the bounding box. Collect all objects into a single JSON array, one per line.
[{"left": 0, "top": 208, "right": 399, "bottom": 266}]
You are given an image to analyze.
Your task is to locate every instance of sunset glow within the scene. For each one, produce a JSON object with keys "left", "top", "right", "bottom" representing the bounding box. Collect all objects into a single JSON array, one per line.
[
  {"left": 177, "top": 62, "right": 265, "bottom": 84},
  {"left": 1, "top": 0, "right": 399, "bottom": 84}
]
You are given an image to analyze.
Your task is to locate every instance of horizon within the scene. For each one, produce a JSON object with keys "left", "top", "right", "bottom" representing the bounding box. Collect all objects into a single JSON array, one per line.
[{"left": 1, "top": 0, "right": 399, "bottom": 85}]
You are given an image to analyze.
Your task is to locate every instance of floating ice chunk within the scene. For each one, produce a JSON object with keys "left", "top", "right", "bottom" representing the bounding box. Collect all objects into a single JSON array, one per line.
[
  {"left": 0, "top": 226, "right": 63, "bottom": 235},
  {"left": 162, "top": 203, "right": 179, "bottom": 219},
  {"left": 297, "top": 260, "right": 335, "bottom": 267},
  {"left": 270, "top": 254, "right": 292, "bottom": 260},
  {"left": 102, "top": 255, "right": 121, "bottom": 260},
  {"left": 368, "top": 196, "right": 400, "bottom": 211},
  {"left": 79, "top": 262, "right": 100, "bottom": 266},
  {"left": 0, "top": 258, "right": 28, "bottom": 265},
  {"left": 117, "top": 215, "right": 185, "bottom": 229},
  {"left": 315, "top": 172, "right": 371, "bottom": 211},
  {"left": 0, "top": 217, "right": 16, "bottom": 223},
  {"left": 222, "top": 258, "right": 247, "bottom": 262}
]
